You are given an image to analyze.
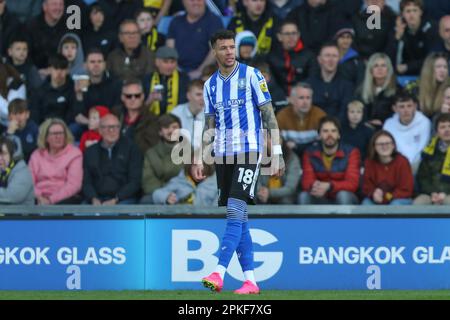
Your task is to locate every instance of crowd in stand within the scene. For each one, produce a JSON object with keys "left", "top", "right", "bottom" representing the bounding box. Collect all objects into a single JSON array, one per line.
[{"left": 1, "top": 0, "right": 450, "bottom": 206}]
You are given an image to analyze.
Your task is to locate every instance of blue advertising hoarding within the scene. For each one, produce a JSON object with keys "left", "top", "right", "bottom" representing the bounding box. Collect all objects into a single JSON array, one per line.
[
  {"left": 1, "top": 216, "right": 450, "bottom": 290},
  {"left": 0, "top": 219, "right": 145, "bottom": 290},
  {"left": 146, "top": 218, "right": 450, "bottom": 290}
]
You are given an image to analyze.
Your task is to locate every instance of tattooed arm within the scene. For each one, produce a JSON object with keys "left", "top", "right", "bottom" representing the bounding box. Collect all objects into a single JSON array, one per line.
[
  {"left": 192, "top": 114, "right": 216, "bottom": 181},
  {"left": 260, "top": 102, "right": 285, "bottom": 177}
]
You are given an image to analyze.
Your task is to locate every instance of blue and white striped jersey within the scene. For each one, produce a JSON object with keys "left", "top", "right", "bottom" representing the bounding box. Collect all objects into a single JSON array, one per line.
[{"left": 203, "top": 62, "right": 272, "bottom": 156}]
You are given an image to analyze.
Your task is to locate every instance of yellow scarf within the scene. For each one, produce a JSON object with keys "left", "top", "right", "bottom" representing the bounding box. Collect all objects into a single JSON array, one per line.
[
  {"left": 144, "top": 0, "right": 163, "bottom": 9},
  {"left": 149, "top": 70, "right": 179, "bottom": 115},
  {"left": 423, "top": 136, "right": 450, "bottom": 178},
  {"left": 235, "top": 17, "right": 273, "bottom": 55},
  {"left": 145, "top": 27, "right": 159, "bottom": 51}
]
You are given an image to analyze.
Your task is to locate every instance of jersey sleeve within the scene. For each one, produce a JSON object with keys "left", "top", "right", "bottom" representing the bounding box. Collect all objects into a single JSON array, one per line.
[
  {"left": 203, "top": 83, "right": 215, "bottom": 115},
  {"left": 250, "top": 67, "right": 272, "bottom": 108}
]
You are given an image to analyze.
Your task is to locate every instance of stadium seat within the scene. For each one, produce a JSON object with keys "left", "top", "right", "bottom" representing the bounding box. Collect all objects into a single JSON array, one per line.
[
  {"left": 397, "top": 75, "right": 418, "bottom": 88},
  {"left": 157, "top": 16, "right": 174, "bottom": 36},
  {"left": 221, "top": 16, "right": 232, "bottom": 28}
]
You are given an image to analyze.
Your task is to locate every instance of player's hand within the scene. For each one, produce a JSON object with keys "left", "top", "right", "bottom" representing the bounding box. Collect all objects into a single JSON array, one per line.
[
  {"left": 75, "top": 113, "right": 89, "bottom": 125},
  {"left": 92, "top": 198, "right": 102, "bottom": 206},
  {"left": 271, "top": 154, "right": 285, "bottom": 177},
  {"left": 191, "top": 163, "right": 206, "bottom": 182}
]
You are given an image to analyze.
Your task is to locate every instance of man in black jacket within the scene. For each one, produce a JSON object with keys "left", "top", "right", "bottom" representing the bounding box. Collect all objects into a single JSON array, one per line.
[
  {"left": 30, "top": 54, "right": 78, "bottom": 125},
  {"left": 82, "top": 113, "right": 143, "bottom": 205},
  {"left": 387, "top": 0, "right": 439, "bottom": 76},
  {"left": 286, "top": 0, "right": 341, "bottom": 54},
  {"left": 351, "top": 0, "right": 397, "bottom": 60},
  {"left": 306, "top": 42, "right": 354, "bottom": 122},
  {"left": 0, "top": 0, "right": 22, "bottom": 56},
  {"left": 268, "top": 20, "right": 316, "bottom": 96},
  {"left": 26, "top": 0, "right": 68, "bottom": 69}
]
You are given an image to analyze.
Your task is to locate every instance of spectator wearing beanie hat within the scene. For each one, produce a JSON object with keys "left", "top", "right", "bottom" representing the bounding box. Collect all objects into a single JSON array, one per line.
[
  {"left": 335, "top": 26, "right": 365, "bottom": 86},
  {"left": 235, "top": 31, "right": 258, "bottom": 65},
  {"left": 79, "top": 105, "right": 110, "bottom": 153}
]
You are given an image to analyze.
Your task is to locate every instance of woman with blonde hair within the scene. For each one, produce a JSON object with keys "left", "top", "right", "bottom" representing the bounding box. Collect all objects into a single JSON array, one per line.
[
  {"left": 411, "top": 52, "right": 450, "bottom": 118},
  {"left": 355, "top": 53, "right": 398, "bottom": 129},
  {"left": 28, "top": 118, "right": 83, "bottom": 205}
]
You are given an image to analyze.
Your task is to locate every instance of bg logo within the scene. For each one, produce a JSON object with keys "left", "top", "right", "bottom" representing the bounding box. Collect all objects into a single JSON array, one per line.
[{"left": 171, "top": 229, "right": 283, "bottom": 282}]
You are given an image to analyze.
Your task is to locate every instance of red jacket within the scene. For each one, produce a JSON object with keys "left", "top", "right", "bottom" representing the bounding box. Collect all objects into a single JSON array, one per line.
[
  {"left": 362, "top": 154, "right": 414, "bottom": 203},
  {"left": 302, "top": 142, "right": 361, "bottom": 198}
]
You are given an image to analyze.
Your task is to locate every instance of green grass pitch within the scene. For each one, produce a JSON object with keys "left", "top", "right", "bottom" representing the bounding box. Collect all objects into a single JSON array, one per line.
[{"left": 0, "top": 290, "right": 449, "bottom": 300}]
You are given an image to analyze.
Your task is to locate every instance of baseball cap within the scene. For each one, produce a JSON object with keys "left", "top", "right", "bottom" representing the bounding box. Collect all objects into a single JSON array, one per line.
[{"left": 155, "top": 46, "right": 179, "bottom": 60}]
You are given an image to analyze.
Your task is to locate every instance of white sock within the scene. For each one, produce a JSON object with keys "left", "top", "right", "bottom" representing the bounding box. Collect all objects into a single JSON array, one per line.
[
  {"left": 214, "top": 265, "right": 226, "bottom": 279},
  {"left": 244, "top": 270, "right": 257, "bottom": 285}
]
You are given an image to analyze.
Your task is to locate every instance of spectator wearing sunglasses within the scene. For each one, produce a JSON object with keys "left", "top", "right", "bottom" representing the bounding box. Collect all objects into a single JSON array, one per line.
[{"left": 112, "top": 78, "right": 160, "bottom": 154}]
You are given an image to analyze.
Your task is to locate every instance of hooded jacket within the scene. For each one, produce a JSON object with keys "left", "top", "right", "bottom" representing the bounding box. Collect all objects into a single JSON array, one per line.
[
  {"left": 0, "top": 160, "right": 35, "bottom": 205},
  {"left": 58, "top": 33, "right": 87, "bottom": 76},
  {"left": 28, "top": 144, "right": 83, "bottom": 204},
  {"left": 152, "top": 169, "right": 218, "bottom": 206},
  {"left": 383, "top": 111, "right": 431, "bottom": 173}
]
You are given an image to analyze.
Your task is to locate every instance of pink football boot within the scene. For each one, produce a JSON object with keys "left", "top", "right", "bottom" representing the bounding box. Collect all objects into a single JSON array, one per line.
[
  {"left": 234, "top": 280, "right": 260, "bottom": 294},
  {"left": 202, "top": 272, "right": 223, "bottom": 292}
]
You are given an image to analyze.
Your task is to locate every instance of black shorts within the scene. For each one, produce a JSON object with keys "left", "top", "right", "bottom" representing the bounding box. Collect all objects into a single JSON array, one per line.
[{"left": 215, "top": 152, "right": 262, "bottom": 207}]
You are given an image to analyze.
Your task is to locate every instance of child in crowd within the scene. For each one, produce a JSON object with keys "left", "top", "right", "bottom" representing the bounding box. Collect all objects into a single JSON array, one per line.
[
  {"left": 58, "top": 33, "right": 86, "bottom": 76},
  {"left": 235, "top": 31, "right": 257, "bottom": 65},
  {"left": 1, "top": 99, "right": 38, "bottom": 162},
  {"left": 7, "top": 37, "right": 43, "bottom": 96},
  {"left": 79, "top": 105, "right": 110, "bottom": 153},
  {"left": 152, "top": 162, "right": 218, "bottom": 206},
  {"left": 136, "top": 9, "right": 165, "bottom": 52},
  {"left": 341, "top": 100, "right": 374, "bottom": 160}
]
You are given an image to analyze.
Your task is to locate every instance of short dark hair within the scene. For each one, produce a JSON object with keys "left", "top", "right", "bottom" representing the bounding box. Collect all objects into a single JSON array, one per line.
[
  {"left": 48, "top": 54, "right": 69, "bottom": 69},
  {"left": 210, "top": 30, "right": 235, "bottom": 48},
  {"left": 278, "top": 19, "right": 298, "bottom": 33},
  {"left": 0, "top": 137, "right": 15, "bottom": 159},
  {"left": 435, "top": 113, "right": 450, "bottom": 131},
  {"left": 394, "top": 90, "right": 418, "bottom": 104},
  {"left": 85, "top": 47, "right": 105, "bottom": 61},
  {"left": 318, "top": 115, "right": 341, "bottom": 135},
  {"left": 319, "top": 41, "right": 339, "bottom": 55},
  {"left": 8, "top": 35, "right": 29, "bottom": 48},
  {"left": 158, "top": 113, "right": 181, "bottom": 129},
  {"left": 8, "top": 99, "right": 29, "bottom": 114},
  {"left": 400, "top": 0, "right": 423, "bottom": 11}
]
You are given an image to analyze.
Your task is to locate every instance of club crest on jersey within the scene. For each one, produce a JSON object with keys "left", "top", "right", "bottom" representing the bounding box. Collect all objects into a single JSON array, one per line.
[
  {"left": 238, "top": 78, "right": 246, "bottom": 89},
  {"left": 211, "top": 86, "right": 216, "bottom": 93}
]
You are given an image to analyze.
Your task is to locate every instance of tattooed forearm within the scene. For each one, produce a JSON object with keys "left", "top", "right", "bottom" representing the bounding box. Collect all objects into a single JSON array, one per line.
[
  {"left": 203, "top": 114, "right": 216, "bottom": 148},
  {"left": 260, "top": 102, "right": 281, "bottom": 144}
]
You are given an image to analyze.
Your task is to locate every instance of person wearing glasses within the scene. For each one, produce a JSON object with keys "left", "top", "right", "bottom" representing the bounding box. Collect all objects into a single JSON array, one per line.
[
  {"left": 113, "top": 78, "right": 159, "bottom": 154},
  {"left": 28, "top": 118, "right": 83, "bottom": 205},
  {"left": 107, "top": 20, "right": 155, "bottom": 81},
  {"left": 362, "top": 130, "right": 414, "bottom": 205},
  {"left": 82, "top": 113, "right": 143, "bottom": 205},
  {"left": 267, "top": 20, "right": 316, "bottom": 96}
]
